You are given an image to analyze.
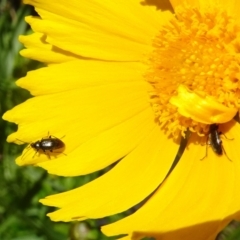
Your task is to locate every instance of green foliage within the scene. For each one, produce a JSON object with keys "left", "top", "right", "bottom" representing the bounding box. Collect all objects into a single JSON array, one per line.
[{"left": 216, "top": 221, "right": 240, "bottom": 240}]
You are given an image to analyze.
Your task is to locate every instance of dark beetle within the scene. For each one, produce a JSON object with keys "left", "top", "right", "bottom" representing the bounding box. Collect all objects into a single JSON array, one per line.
[
  {"left": 201, "top": 124, "right": 231, "bottom": 161},
  {"left": 208, "top": 124, "right": 223, "bottom": 155},
  {"left": 31, "top": 135, "right": 65, "bottom": 153},
  {"left": 18, "top": 134, "right": 65, "bottom": 159}
]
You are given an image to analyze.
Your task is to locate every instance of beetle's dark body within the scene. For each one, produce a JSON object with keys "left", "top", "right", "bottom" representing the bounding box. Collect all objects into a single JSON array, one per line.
[
  {"left": 31, "top": 136, "right": 64, "bottom": 153},
  {"left": 17, "top": 133, "right": 65, "bottom": 159},
  {"left": 208, "top": 124, "right": 223, "bottom": 155},
  {"left": 201, "top": 124, "right": 232, "bottom": 161}
]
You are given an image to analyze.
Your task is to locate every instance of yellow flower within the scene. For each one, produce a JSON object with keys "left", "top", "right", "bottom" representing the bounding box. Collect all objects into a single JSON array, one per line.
[{"left": 3, "top": 0, "right": 240, "bottom": 239}]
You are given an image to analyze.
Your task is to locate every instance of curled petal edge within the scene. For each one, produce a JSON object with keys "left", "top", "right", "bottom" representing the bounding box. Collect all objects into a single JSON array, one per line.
[{"left": 170, "top": 85, "right": 238, "bottom": 124}]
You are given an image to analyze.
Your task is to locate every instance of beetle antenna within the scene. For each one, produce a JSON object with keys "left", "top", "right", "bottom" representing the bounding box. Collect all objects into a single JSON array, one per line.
[{"left": 50, "top": 134, "right": 66, "bottom": 140}]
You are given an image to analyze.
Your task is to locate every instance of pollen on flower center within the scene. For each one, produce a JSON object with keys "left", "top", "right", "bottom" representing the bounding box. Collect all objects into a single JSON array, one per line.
[{"left": 145, "top": 5, "right": 240, "bottom": 138}]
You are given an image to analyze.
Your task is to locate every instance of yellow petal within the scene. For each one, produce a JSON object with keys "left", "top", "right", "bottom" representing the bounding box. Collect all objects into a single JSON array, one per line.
[
  {"left": 37, "top": 107, "right": 155, "bottom": 175},
  {"left": 16, "top": 60, "right": 147, "bottom": 96},
  {"left": 40, "top": 126, "right": 179, "bottom": 221},
  {"left": 102, "top": 121, "right": 240, "bottom": 240},
  {"left": 3, "top": 61, "right": 151, "bottom": 172},
  {"left": 24, "top": 0, "right": 169, "bottom": 32},
  {"left": 24, "top": 16, "right": 150, "bottom": 61},
  {"left": 170, "top": 85, "right": 238, "bottom": 124},
  {"left": 19, "top": 33, "right": 78, "bottom": 63},
  {"left": 22, "top": 0, "right": 172, "bottom": 61}
]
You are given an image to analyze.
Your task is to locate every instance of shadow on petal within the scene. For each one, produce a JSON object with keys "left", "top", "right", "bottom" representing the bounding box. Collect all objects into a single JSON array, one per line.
[{"left": 140, "top": 0, "right": 174, "bottom": 12}]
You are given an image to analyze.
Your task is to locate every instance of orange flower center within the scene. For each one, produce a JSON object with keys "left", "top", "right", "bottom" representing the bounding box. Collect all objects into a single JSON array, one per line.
[{"left": 145, "top": 5, "right": 240, "bottom": 138}]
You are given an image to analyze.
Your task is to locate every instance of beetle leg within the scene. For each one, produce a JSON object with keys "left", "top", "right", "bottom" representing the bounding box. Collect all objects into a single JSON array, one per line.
[
  {"left": 53, "top": 152, "right": 67, "bottom": 156},
  {"left": 200, "top": 136, "right": 209, "bottom": 160},
  {"left": 32, "top": 149, "right": 39, "bottom": 159},
  {"left": 222, "top": 145, "right": 232, "bottom": 161},
  {"left": 222, "top": 133, "right": 234, "bottom": 141}
]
